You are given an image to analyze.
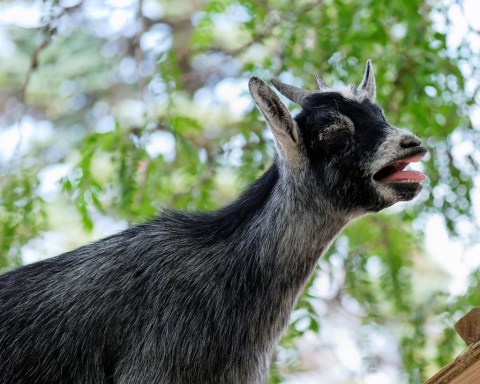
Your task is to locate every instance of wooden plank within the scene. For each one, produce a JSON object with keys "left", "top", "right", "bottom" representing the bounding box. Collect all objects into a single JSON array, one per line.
[
  {"left": 455, "top": 308, "right": 480, "bottom": 346},
  {"left": 425, "top": 341, "right": 480, "bottom": 384},
  {"left": 450, "top": 358, "right": 480, "bottom": 384},
  {"left": 426, "top": 308, "right": 480, "bottom": 383}
]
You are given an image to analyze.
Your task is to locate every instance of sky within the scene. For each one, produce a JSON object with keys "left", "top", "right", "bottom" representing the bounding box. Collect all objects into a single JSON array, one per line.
[{"left": 422, "top": 0, "right": 480, "bottom": 297}]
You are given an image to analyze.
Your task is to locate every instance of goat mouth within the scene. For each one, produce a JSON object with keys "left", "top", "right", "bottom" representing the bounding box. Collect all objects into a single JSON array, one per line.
[{"left": 373, "top": 148, "right": 427, "bottom": 184}]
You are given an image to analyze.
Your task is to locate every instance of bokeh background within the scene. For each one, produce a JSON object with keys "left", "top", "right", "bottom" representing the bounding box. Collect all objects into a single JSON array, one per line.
[{"left": 1, "top": 0, "right": 480, "bottom": 383}]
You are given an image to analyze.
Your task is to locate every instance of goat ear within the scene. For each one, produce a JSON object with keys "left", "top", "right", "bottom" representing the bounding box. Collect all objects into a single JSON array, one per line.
[
  {"left": 358, "top": 60, "right": 376, "bottom": 101},
  {"left": 249, "top": 77, "right": 301, "bottom": 162}
]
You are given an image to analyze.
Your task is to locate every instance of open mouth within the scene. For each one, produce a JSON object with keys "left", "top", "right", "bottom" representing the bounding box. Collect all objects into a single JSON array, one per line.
[{"left": 373, "top": 148, "right": 428, "bottom": 184}]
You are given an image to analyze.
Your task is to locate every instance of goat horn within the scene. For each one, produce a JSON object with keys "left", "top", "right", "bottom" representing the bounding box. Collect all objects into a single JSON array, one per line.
[
  {"left": 271, "top": 79, "right": 311, "bottom": 105},
  {"left": 314, "top": 73, "right": 329, "bottom": 91},
  {"left": 358, "top": 59, "right": 376, "bottom": 101}
]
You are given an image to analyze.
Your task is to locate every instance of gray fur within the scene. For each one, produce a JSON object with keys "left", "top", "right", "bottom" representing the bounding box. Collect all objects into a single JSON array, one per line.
[{"left": 0, "top": 62, "right": 426, "bottom": 384}]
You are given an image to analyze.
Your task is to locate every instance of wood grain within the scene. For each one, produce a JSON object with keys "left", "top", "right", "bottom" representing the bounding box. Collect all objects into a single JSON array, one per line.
[
  {"left": 425, "top": 341, "right": 480, "bottom": 384},
  {"left": 426, "top": 308, "right": 480, "bottom": 384},
  {"left": 455, "top": 308, "right": 480, "bottom": 346}
]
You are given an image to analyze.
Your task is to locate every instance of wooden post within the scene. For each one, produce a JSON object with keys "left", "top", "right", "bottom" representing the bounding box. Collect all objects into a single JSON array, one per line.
[{"left": 425, "top": 308, "right": 480, "bottom": 384}]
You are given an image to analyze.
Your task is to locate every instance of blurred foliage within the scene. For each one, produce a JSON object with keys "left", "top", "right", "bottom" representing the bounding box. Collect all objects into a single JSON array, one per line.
[{"left": 1, "top": 0, "right": 480, "bottom": 382}]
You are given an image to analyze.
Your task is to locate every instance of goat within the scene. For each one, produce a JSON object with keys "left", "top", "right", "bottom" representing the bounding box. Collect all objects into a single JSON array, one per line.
[{"left": 0, "top": 61, "right": 427, "bottom": 384}]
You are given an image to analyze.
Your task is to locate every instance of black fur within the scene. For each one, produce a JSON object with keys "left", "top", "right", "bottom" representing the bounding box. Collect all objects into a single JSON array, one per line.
[{"left": 0, "top": 66, "right": 426, "bottom": 384}]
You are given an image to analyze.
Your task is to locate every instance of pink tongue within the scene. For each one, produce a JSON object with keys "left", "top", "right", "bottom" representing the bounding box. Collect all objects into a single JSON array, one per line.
[{"left": 382, "top": 170, "right": 425, "bottom": 182}]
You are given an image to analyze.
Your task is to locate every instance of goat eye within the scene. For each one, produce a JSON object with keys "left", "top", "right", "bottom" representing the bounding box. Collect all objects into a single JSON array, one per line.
[
  {"left": 318, "top": 114, "right": 354, "bottom": 142},
  {"left": 317, "top": 132, "right": 351, "bottom": 157},
  {"left": 318, "top": 126, "right": 353, "bottom": 142}
]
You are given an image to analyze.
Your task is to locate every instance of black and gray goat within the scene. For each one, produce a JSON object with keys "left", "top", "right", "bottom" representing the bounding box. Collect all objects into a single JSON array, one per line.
[{"left": 0, "top": 61, "right": 427, "bottom": 384}]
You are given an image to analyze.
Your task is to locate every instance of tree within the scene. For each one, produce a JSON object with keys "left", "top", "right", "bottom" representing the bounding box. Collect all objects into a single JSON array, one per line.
[{"left": 0, "top": 0, "right": 479, "bottom": 382}]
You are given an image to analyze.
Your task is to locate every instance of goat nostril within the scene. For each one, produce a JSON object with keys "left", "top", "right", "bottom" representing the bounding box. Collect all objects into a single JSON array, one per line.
[{"left": 400, "top": 135, "right": 421, "bottom": 148}]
